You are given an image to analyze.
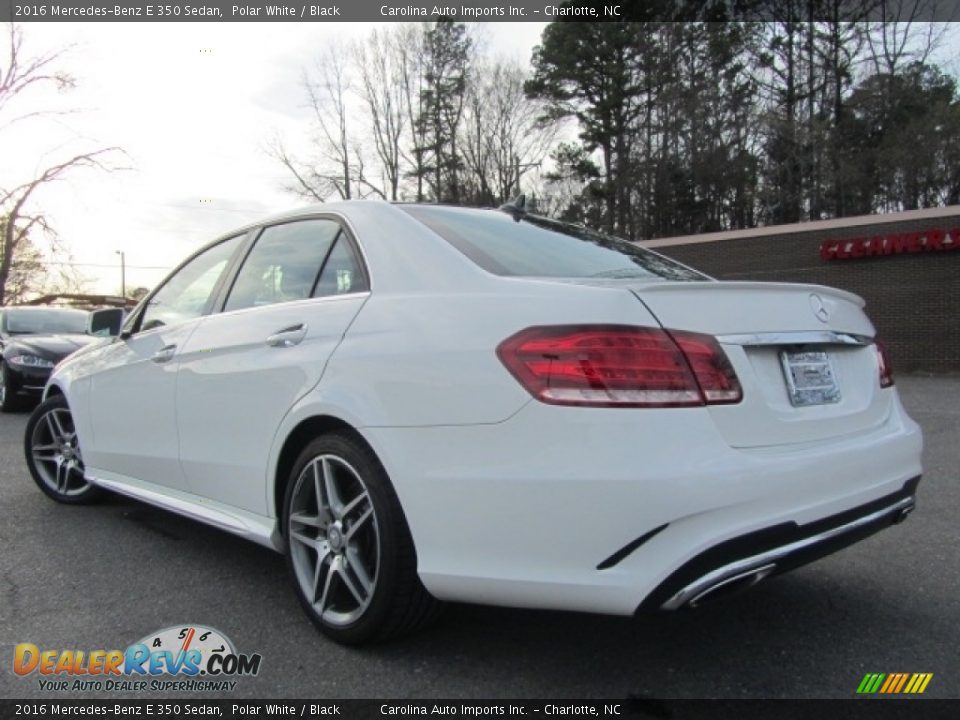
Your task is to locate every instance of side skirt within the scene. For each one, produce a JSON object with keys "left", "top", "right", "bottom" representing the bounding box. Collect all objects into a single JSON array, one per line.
[{"left": 85, "top": 467, "right": 283, "bottom": 552}]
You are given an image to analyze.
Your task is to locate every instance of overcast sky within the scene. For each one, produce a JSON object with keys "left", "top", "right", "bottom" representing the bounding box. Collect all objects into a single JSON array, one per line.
[{"left": 3, "top": 22, "right": 547, "bottom": 295}]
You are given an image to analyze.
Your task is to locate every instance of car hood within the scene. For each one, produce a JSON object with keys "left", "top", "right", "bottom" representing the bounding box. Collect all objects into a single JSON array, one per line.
[{"left": 6, "top": 334, "right": 99, "bottom": 362}]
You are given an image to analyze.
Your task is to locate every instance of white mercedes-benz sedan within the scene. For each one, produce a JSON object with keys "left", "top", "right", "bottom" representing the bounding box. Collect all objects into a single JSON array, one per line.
[{"left": 25, "top": 200, "right": 923, "bottom": 644}]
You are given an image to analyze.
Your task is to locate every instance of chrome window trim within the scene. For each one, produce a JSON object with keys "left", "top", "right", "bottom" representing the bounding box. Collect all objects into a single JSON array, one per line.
[
  {"left": 716, "top": 331, "right": 873, "bottom": 347},
  {"left": 210, "top": 291, "right": 372, "bottom": 322}
]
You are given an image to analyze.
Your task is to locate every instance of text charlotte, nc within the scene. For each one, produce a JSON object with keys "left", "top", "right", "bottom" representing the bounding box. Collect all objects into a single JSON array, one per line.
[{"left": 29, "top": 2, "right": 621, "bottom": 18}]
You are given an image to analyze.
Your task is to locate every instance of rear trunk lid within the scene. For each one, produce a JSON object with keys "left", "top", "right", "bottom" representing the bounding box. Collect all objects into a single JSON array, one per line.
[{"left": 632, "top": 281, "right": 889, "bottom": 448}]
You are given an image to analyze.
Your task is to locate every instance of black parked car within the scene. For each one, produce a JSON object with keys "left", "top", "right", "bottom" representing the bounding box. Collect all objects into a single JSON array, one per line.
[{"left": 0, "top": 306, "right": 123, "bottom": 412}]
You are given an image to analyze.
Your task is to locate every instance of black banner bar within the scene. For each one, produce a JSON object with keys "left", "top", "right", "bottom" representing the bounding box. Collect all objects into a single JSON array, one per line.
[
  {"left": 2, "top": 0, "right": 959, "bottom": 23},
  {"left": 1, "top": 700, "right": 958, "bottom": 720},
  {"left": 2, "top": 0, "right": 612, "bottom": 23}
]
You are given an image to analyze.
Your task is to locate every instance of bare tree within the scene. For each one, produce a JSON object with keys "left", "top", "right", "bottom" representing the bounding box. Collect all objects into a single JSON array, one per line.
[
  {"left": 354, "top": 28, "right": 408, "bottom": 201},
  {"left": 0, "top": 24, "right": 122, "bottom": 305},
  {"left": 267, "top": 136, "right": 328, "bottom": 203},
  {"left": 396, "top": 23, "right": 429, "bottom": 201},
  {"left": 270, "top": 42, "right": 356, "bottom": 202},
  {"left": 0, "top": 24, "right": 75, "bottom": 133},
  {"left": 0, "top": 221, "right": 43, "bottom": 305},
  {"left": 866, "top": 0, "right": 952, "bottom": 77},
  {"left": 1, "top": 148, "right": 119, "bottom": 304},
  {"left": 460, "top": 60, "right": 559, "bottom": 205}
]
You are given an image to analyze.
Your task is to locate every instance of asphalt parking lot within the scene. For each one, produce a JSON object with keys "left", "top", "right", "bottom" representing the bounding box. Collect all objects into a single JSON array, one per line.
[{"left": 0, "top": 375, "right": 957, "bottom": 700}]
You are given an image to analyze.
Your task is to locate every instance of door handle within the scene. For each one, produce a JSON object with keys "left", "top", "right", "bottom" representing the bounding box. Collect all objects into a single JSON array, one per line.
[
  {"left": 266, "top": 323, "right": 307, "bottom": 348},
  {"left": 151, "top": 344, "right": 177, "bottom": 363}
]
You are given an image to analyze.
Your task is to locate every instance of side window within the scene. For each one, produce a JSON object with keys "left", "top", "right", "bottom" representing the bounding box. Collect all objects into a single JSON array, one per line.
[
  {"left": 313, "top": 234, "right": 369, "bottom": 297},
  {"left": 140, "top": 234, "right": 244, "bottom": 332},
  {"left": 223, "top": 219, "right": 340, "bottom": 313}
]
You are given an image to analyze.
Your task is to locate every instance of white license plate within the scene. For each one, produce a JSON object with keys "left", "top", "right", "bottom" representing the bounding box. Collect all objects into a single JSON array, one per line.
[{"left": 779, "top": 350, "right": 841, "bottom": 407}]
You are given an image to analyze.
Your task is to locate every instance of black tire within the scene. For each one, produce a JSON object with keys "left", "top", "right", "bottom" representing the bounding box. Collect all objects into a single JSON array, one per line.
[
  {"left": 1, "top": 363, "right": 23, "bottom": 413},
  {"left": 282, "top": 432, "right": 441, "bottom": 644},
  {"left": 24, "top": 395, "right": 104, "bottom": 504}
]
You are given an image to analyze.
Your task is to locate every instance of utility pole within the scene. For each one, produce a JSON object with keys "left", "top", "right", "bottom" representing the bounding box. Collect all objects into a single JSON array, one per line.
[
  {"left": 512, "top": 155, "right": 541, "bottom": 201},
  {"left": 115, "top": 250, "right": 126, "bottom": 298}
]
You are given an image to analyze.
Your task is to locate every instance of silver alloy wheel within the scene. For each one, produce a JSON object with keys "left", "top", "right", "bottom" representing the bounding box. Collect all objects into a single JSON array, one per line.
[
  {"left": 288, "top": 454, "right": 380, "bottom": 627},
  {"left": 30, "top": 405, "right": 89, "bottom": 497}
]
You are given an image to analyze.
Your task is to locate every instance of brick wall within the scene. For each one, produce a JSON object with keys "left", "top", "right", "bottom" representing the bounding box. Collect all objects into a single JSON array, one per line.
[{"left": 639, "top": 211, "right": 960, "bottom": 373}]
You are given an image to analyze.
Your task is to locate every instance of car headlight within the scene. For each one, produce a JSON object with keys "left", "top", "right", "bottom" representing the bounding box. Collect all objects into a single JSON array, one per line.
[{"left": 8, "top": 354, "right": 56, "bottom": 369}]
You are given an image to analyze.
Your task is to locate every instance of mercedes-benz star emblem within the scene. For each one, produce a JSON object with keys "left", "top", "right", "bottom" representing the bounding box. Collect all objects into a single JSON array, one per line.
[{"left": 809, "top": 293, "right": 830, "bottom": 324}]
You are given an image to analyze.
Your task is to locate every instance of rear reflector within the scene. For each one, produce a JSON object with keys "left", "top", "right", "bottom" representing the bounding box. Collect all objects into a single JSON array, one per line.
[
  {"left": 496, "top": 325, "right": 742, "bottom": 408},
  {"left": 876, "top": 339, "right": 895, "bottom": 388}
]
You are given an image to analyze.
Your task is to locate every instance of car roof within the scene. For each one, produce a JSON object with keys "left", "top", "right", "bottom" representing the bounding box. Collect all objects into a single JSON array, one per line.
[
  {"left": 5, "top": 306, "right": 89, "bottom": 315},
  {"left": 185, "top": 200, "right": 496, "bottom": 295},
  {"left": 221, "top": 199, "right": 488, "bottom": 235}
]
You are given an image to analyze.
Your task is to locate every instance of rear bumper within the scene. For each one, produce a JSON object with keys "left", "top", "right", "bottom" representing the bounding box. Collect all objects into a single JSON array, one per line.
[
  {"left": 363, "top": 389, "right": 923, "bottom": 615},
  {"left": 641, "top": 476, "right": 920, "bottom": 611}
]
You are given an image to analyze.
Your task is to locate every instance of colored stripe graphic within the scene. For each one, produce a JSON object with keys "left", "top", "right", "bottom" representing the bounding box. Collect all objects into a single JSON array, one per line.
[
  {"left": 907, "top": 673, "right": 933, "bottom": 694},
  {"left": 856, "top": 673, "right": 886, "bottom": 694},
  {"left": 857, "top": 672, "right": 933, "bottom": 694},
  {"left": 893, "top": 673, "right": 909, "bottom": 693}
]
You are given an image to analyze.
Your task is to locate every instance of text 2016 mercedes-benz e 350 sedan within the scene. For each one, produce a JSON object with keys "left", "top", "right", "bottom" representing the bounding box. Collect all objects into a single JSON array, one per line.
[{"left": 25, "top": 200, "right": 922, "bottom": 644}]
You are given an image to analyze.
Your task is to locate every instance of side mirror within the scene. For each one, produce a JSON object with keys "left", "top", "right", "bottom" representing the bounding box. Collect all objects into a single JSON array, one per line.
[{"left": 88, "top": 308, "right": 125, "bottom": 337}]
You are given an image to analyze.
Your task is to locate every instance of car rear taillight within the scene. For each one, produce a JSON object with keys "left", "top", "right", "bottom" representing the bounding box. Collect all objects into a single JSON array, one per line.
[
  {"left": 496, "top": 325, "right": 742, "bottom": 408},
  {"left": 668, "top": 330, "right": 743, "bottom": 404},
  {"left": 876, "top": 339, "right": 895, "bottom": 388}
]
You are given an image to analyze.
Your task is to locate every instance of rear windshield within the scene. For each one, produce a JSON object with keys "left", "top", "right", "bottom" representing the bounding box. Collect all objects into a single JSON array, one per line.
[{"left": 402, "top": 206, "right": 706, "bottom": 282}]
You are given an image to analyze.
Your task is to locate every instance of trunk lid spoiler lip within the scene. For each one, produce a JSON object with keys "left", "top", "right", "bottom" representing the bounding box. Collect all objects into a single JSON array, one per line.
[{"left": 632, "top": 280, "right": 866, "bottom": 308}]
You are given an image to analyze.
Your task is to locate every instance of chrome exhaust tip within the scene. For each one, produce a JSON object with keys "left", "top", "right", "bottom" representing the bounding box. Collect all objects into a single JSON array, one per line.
[
  {"left": 893, "top": 502, "right": 915, "bottom": 525},
  {"left": 657, "top": 495, "right": 917, "bottom": 612},
  {"left": 685, "top": 562, "right": 777, "bottom": 609}
]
